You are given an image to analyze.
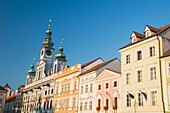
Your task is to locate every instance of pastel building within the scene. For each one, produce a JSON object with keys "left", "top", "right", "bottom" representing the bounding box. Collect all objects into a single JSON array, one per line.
[
  {"left": 94, "top": 68, "right": 121, "bottom": 113},
  {"left": 119, "top": 24, "right": 170, "bottom": 113},
  {"left": 160, "top": 50, "right": 170, "bottom": 112},
  {"left": 0, "top": 86, "right": 7, "bottom": 113},
  {"left": 78, "top": 58, "right": 121, "bottom": 113},
  {"left": 53, "top": 58, "right": 104, "bottom": 113}
]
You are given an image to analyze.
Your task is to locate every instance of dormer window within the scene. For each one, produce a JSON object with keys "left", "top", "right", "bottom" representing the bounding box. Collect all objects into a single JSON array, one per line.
[
  {"left": 132, "top": 37, "right": 137, "bottom": 43},
  {"left": 145, "top": 31, "right": 151, "bottom": 37}
]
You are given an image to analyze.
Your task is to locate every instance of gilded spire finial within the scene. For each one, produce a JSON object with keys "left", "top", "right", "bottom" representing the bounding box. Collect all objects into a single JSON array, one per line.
[
  {"left": 60, "top": 38, "right": 64, "bottom": 47},
  {"left": 48, "top": 19, "right": 52, "bottom": 29}
]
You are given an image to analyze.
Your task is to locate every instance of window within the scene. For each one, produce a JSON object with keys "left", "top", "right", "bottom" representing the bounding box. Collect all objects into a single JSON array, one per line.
[
  {"left": 89, "top": 101, "right": 92, "bottom": 110},
  {"left": 137, "top": 51, "right": 142, "bottom": 60},
  {"left": 61, "top": 85, "right": 64, "bottom": 92},
  {"left": 51, "top": 89, "right": 53, "bottom": 94},
  {"left": 72, "top": 98, "right": 76, "bottom": 106},
  {"left": 84, "top": 102, "right": 87, "bottom": 110},
  {"left": 74, "top": 81, "right": 77, "bottom": 90},
  {"left": 90, "top": 84, "right": 93, "bottom": 92},
  {"left": 106, "top": 99, "right": 109, "bottom": 106},
  {"left": 126, "top": 54, "right": 130, "bottom": 64},
  {"left": 168, "top": 63, "right": 170, "bottom": 75},
  {"left": 150, "top": 46, "right": 155, "bottom": 57},
  {"left": 150, "top": 67, "right": 156, "bottom": 80},
  {"left": 138, "top": 93, "right": 143, "bottom": 106},
  {"left": 127, "top": 94, "right": 131, "bottom": 107},
  {"left": 113, "top": 81, "right": 117, "bottom": 87},
  {"left": 68, "top": 83, "right": 70, "bottom": 91},
  {"left": 137, "top": 70, "right": 142, "bottom": 82},
  {"left": 114, "top": 97, "right": 117, "bottom": 106},
  {"left": 64, "top": 84, "right": 67, "bottom": 92},
  {"left": 85, "top": 85, "right": 88, "bottom": 93},
  {"left": 98, "top": 84, "right": 101, "bottom": 90},
  {"left": 106, "top": 83, "right": 109, "bottom": 89},
  {"left": 50, "top": 100, "right": 52, "bottom": 109},
  {"left": 54, "top": 64, "right": 56, "bottom": 73},
  {"left": 81, "top": 86, "right": 84, "bottom": 94},
  {"left": 126, "top": 73, "right": 130, "bottom": 84},
  {"left": 80, "top": 103, "right": 83, "bottom": 111},
  {"left": 66, "top": 99, "right": 69, "bottom": 107},
  {"left": 45, "top": 91, "right": 47, "bottom": 95},
  {"left": 56, "top": 87, "right": 58, "bottom": 94},
  {"left": 98, "top": 99, "right": 101, "bottom": 107},
  {"left": 151, "top": 91, "right": 157, "bottom": 106}
]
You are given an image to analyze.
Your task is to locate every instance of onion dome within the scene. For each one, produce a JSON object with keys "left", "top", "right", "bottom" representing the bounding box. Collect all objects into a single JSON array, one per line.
[
  {"left": 28, "top": 59, "right": 36, "bottom": 75},
  {"left": 56, "top": 43, "right": 66, "bottom": 59},
  {"left": 42, "top": 19, "right": 54, "bottom": 49}
]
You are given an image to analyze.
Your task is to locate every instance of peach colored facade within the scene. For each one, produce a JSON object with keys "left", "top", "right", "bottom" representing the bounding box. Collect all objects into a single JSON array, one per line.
[{"left": 95, "top": 69, "right": 121, "bottom": 113}]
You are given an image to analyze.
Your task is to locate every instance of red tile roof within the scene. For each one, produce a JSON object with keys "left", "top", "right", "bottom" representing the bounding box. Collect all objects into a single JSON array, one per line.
[
  {"left": 120, "top": 24, "right": 170, "bottom": 50},
  {"left": 4, "top": 83, "right": 11, "bottom": 89},
  {"left": 131, "top": 31, "right": 144, "bottom": 39},
  {"left": 6, "top": 94, "right": 16, "bottom": 102},
  {"left": 146, "top": 25, "right": 159, "bottom": 32},
  {"left": 105, "top": 68, "right": 121, "bottom": 74}
]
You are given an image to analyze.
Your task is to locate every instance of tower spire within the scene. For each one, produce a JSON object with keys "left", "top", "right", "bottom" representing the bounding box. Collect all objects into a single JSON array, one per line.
[
  {"left": 28, "top": 58, "right": 35, "bottom": 75},
  {"left": 56, "top": 38, "right": 66, "bottom": 59},
  {"left": 42, "top": 19, "right": 54, "bottom": 49}
]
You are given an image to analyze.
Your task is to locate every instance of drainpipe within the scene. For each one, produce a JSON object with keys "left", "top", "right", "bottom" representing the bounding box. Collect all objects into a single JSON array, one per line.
[{"left": 157, "top": 36, "right": 165, "bottom": 113}]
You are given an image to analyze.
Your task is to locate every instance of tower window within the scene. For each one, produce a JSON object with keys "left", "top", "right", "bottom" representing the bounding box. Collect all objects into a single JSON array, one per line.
[
  {"left": 41, "top": 50, "right": 44, "bottom": 56},
  {"left": 137, "top": 51, "right": 142, "bottom": 60}
]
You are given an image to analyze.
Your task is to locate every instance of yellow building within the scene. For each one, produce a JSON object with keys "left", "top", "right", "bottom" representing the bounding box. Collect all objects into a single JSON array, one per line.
[
  {"left": 53, "top": 64, "right": 81, "bottom": 113},
  {"left": 119, "top": 24, "right": 170, "bottom": 113},
  {"left": 160, "top": 50, "right": 170, "bottom": 113}
]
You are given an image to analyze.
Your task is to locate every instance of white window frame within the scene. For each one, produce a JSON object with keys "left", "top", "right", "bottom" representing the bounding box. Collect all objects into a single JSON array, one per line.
[
  {"left": 125, "top": 73, "right": 130, "bottom": 84},
  {"left": 105, "top": 82, "right": 109, "bottom": 90},
  {"left": 137, "top": 50, "right": 142, "bottom": 60},
  {"left": 150, "top": 66, "right": 156, "bottom": 80},
  {"left": 150, "top": 89, "right": 158, "bottom": 106},
  {"left": 137, "top": 92, "right": 143, "bottom": 106},
  {"left": 149, "top": 46, "right": 156, "bottom": 57},
  {"left": 125, "top": 54, "right": 130, "bottom": 64},
  {"left": 137, "top": 70, "right": 142, "bottom": 82}
]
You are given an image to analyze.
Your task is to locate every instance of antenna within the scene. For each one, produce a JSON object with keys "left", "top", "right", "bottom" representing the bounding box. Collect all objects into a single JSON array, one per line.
[{"left": 60, "top": 38, "right": 64, "bottom": 46}]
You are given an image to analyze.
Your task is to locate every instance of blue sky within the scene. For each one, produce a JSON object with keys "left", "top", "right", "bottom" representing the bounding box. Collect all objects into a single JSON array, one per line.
[{"left": 0, "top": 0, "right": 170, "bottom": 90}]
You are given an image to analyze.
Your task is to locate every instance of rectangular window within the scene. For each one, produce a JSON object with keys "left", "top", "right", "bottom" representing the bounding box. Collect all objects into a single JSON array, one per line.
[
  {"left": 84, "top": 102, "right": 87, "bottom": 110},
  {"left": 126, "top": 54, "right": 130, "bottom": 64},
  {"left": 89, "top": 101, "right": 92, "bottom": 110},
  {"left": 98, "top": 84, "right": 101, "bottom": 90},
  {"left": 168, "top": 63, "right": 170, "bottom": 75},
  {"left": 85, "top": 85, "right": 88, "bottom": 93},
  {"left": 106, "top": 83, "right": 109, "bottom": 89},
  {"left": 64, "top": 84, "right": 67, "bottom": 92},
  {"left": 61, "top": 85, "right": 64, "bottom": 92},
  {"left": 151, "top": 91, "right": 157, "bottom": 106},
  {"left": 98, "top": 99, "right": 101, "bottom": 107},
  {"left": 66, "top": 99, "right": 69, "bottom": 107},
  {"left": 126, "top": 73, "right": 130, "bottom": 84},
  {"left": 106, "top": 99, "right": 109, "bottom": 106},
  {"left": 113, "top": 81, "right": 117, "bottom": 87},
  {"left": 114, "top": 97, "right": 117, "bottom": 106},
  {"left": 74, "top": 81, "right": 77, "bottom": 90},
  {"left": 150, "top": 46, "right": 155, "bottom": 57},
  {"left": 45, "top": 91, "right": 47, "bottom": 95},
  {"left": 137, "top": 51, "right": 142, "bottom": 60},
  {"left": 138, "top": 93, "right": 143, "bottom": 106},
  {"left": 68, "top": 83, "right": 70, "bottom": 91},
  {"left": 81, "top": 86, "right": 84, "bottom": 94},
  {"left": 51, "top": 89, "right": 53, "bottom": 94},
  {"left": 56, "top": 87, "right": 58, "bottom": 94},
  {"left": 72, "top": 98, "right": 76, "bottom": 106},
  {"left": 90, "top": 84, "right": 93, "bottom": 92},
  {"left": 80, "top": 103, "right": 83, "bottom": 111},
  {"left": 127, "top": 94, "right": 131, "bottom": 107},
  {"left": 137, "top": 70, "right": 142, "bottom": 82},
  {"left": 150, "top": 67, "right": 156, "bottom": 80}
]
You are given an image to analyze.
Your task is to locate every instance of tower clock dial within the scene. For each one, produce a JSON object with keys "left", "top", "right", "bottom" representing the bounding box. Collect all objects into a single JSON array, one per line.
[{"left": 45, "top": 49, "right": 52, "bottom": 56}]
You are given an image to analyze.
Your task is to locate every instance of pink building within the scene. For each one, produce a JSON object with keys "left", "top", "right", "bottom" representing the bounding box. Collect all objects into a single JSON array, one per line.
[{"left": 95, "top": 68, "right": 121, "bottom": 113}]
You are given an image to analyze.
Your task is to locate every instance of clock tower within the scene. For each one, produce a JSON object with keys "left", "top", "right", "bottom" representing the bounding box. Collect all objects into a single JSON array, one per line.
[{"left": 36, "top": 20, "right": 54, "bottom": 79}]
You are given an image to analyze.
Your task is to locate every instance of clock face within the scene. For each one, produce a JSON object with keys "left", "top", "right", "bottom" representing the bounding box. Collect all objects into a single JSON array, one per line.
[{"left": 45, "top": 49, "right": 52, "bottom": 56}]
